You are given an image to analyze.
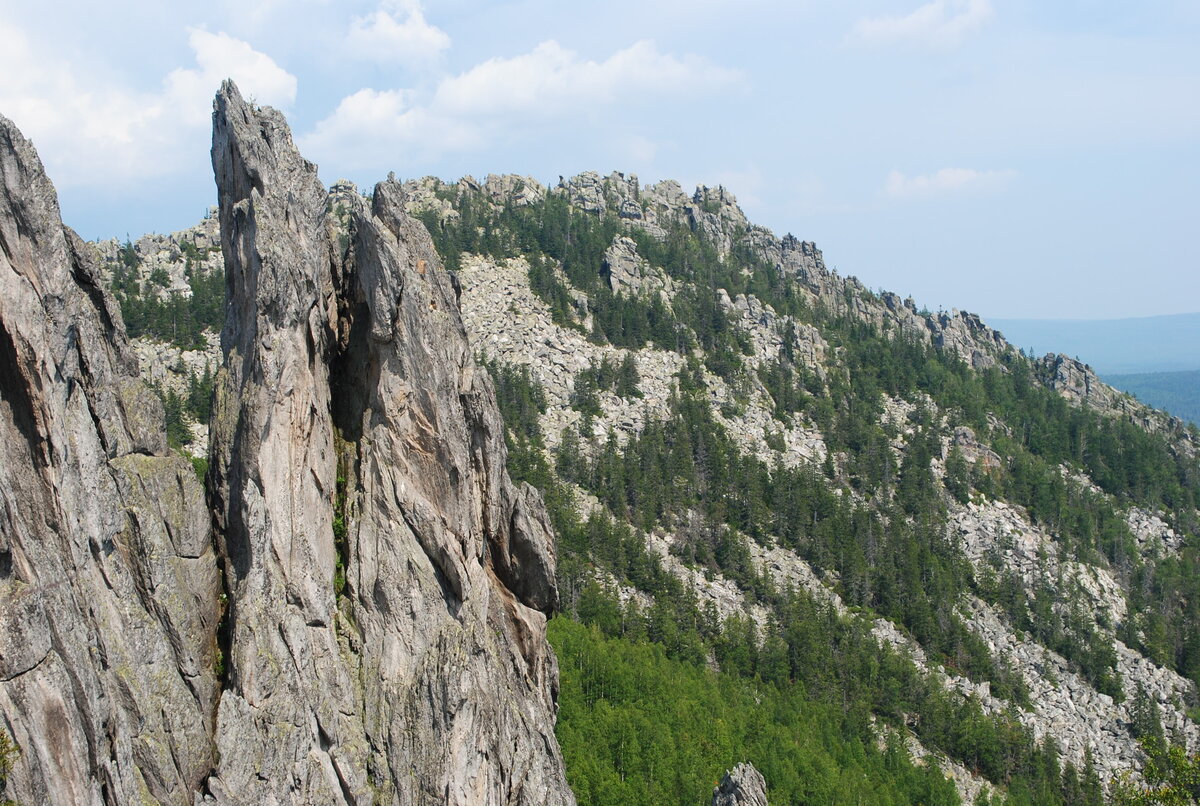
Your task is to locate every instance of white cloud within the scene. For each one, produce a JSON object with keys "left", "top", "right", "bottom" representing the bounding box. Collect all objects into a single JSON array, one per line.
[
  {"left": 432, "top": 40, "right": 733, "bottom": 116},
  {"left": 302, "top": 39, "right": 740, "bottom": 169},
  {"left": 0, "top": 21, "right": 295, "bottom": 186},
  {"left": 345, "top": 2, "right": 450, "bottom": 66},
  {"left": 851, "top": 0, "right": 994, "bottom": 46},
  {"left": 166, "top": 28, "right": 298, "bottom": 125},
  {"left": 884, "top": 167, "right": 1015, "bottom": 198}
]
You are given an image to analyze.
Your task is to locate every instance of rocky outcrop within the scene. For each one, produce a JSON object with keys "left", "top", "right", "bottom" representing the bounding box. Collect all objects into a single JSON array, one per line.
[
  {"left": 1039, "top": 354, "right": 1198, "bottom": 456},
  {"left": 0, "top": 115, "right": 220, "bottom": 803},
  {"left": 203, "top": 81, "right": 572, "bottom": 804},
  {"left": 95, "top": 212, "right": 223, "bottom": 303},
  {"left": 712, "top": 762, "right": 768, "bottom": 806},
  {"left": 602, "top": 236, "right": 674, "bottom": 301}
]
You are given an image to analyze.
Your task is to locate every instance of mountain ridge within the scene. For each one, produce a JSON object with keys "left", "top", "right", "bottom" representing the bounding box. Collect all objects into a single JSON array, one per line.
[{"left": 4, "top": 92, "right": 1200, "bottom": 805}]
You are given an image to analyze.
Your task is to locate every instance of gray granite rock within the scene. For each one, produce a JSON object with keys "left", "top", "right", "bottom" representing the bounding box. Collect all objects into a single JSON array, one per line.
[
  {"left": 712, "top": 762, "right": 768, "bottom": 806},
  {"left": 0, "top": 113, "right": 220, "bottom": 805},
  {"left": 202, "top": 81, "right": 573, "bottom": 805}
]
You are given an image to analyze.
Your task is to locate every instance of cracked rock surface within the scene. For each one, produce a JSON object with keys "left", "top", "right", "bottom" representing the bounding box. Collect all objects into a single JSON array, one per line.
[
  {"left": 0, "top": 113, "right": 220, "bottom": 805},
  {"left": 0, "top": 83, "right": 573, "bottom": 805},
  {"left": 203, "top": 81, "right": 572, "bottom": 805}
]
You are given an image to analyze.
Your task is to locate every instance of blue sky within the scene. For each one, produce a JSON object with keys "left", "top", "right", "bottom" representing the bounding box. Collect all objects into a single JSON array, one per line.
[{"left": 2, "top": 0, "right": 1197, "bottom": 319}]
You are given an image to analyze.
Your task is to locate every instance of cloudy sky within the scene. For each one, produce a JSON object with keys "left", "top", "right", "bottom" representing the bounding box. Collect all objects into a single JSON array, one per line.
[{"left": 2, "top": 0, "right": 1197, "bottom": 319}]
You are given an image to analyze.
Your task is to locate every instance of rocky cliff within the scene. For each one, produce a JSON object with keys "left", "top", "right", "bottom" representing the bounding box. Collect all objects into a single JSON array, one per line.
[
  {"left": 0, "top": 114, "right": 220, "bottom": 804},
  {"left": 203, "top": 80, "right": 570, "bottom": 805},
  {"left": 0, "top": 83, "right": 574, "bottom": 805}
]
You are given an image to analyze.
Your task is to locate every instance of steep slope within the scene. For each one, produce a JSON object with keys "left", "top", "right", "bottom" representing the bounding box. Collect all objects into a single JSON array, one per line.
[
  {"left": 0, "top": 116, "right": 220, "bottom": 803},
  {"left": 54, "top": 122, "right": 1199, "bottom": 802},
  {"left": 203, "top": 82, "right": 571, "bottom": 804},
  {"left": 396, "top": 171, "right": 1200, "bottom": 802}
]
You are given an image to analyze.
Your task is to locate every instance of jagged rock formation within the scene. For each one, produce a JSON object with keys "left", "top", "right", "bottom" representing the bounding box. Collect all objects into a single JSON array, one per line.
[
  {"left": 711, "top": 763, "right": 768, "bottom": 806},
  {"left": 1039, "top": 353, "right": 1198, "bottom": 455},
  {"left": 94, "top": 211, "right": 223, "bottom": 302},
  {"left": 0, "top": 83, "right": 575, "bottom": 805},
  {"left": 0, "top": 115, "right": 220, "bottom": 803},
  {"left": 203, "top": 82, "right": 572, "bottom": 804}
]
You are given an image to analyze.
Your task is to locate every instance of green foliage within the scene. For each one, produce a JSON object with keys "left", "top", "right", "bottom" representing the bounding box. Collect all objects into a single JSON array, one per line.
[
  {"left": 1114, "top": 738, "right": 1200, "bottom": 805},
  {"left": 556, "top": 360, "right": 1029, "bottom": 705},
  {"left": 332, "top": 465, "right": 349, "bottom": 597},
  {"left": 487, "top": 357, "right": 1090, "bottom": 799},
  {"left": 109, "top": 253, "right": 225, "bottom": 351},
  {"left": 1131, "top": 685, "right": 1167, "bottom": 744},
  {"left": 162, "top": 388, "right": 192, "bottom": 449},
  {"left": 152, "top": 367, "right": 215, "bottom": 452},
  {"left": 417, "top": 193, "right": 756, "bottom": 365},
  {"left": 190, "top": 454, "right": 208, "bottom": 482},
  {"left": 0, "top": 728, "right": 17, "bottom": 806},
  {"left": 551, "top": 618, "right": 960, "bottom": 806},
  {"left": 186, "top": 365, "right": 215, "bottom": 424}
]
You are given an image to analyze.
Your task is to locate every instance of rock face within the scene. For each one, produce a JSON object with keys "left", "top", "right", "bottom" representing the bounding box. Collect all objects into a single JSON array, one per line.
[
  {"left": 0, "top": 115, "right": 220, "bottom": 803},
  {"left": 204, "top": 81, "right": 572, "bottom": 804},
  {"left": 602, "top": 236, "right": 673, "bottom": 300},
  {"left": 0, "top": 83, "right": 574, "bottom": 805},
  {"left": 1039, "top": 353, "right": 1198, "bottom": 456},
  {"left": 712, "top": 763, "right": 769, "bottom": 806}
]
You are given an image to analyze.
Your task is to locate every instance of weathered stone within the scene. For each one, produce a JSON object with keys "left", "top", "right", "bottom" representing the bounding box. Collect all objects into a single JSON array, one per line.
[
  {"left": 712, "top": 762, "right": 768, "bottom": 806},
  {"left": 203, "top": 81, "right": 573, "bottom": 805},
  {"left": 0, "top": 113, "right": 220, "bottom": 805}
]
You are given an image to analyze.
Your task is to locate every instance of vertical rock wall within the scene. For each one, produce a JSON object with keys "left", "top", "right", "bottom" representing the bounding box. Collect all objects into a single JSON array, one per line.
[
  {"left": 0, "top": 115, "right": 220, "bottom": 804},
  {"left": 0, "top": 83, "right": 574, "bottom": 805},
  {"left": 204, "top": 81, "right": 572, "bottom": 805}
]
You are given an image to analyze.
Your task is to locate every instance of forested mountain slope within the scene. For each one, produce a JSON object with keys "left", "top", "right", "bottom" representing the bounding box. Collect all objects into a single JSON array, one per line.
[
  {"left": 398, "top": 171, "right": 1200, "bottom": 804},
  {"left": 77, "top": 167, "right": 1200, "bottom": 803}
]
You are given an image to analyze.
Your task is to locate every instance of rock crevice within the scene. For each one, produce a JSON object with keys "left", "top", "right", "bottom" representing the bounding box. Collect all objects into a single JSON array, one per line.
[{"left": 203, "top": 81, "right": 572, "bottom": 805}]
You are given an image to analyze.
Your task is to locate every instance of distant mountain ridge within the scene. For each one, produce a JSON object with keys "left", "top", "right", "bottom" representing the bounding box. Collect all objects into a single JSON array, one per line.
[{"left": 988, "top": 312, "right": 1200, "bottom": 374}]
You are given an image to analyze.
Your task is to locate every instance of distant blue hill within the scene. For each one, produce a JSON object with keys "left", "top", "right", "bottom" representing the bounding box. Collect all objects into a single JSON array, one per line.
[
  {"left": 1103, "top": 370, "right": 1200, "bottom": 426},
  {"left": 987, "top": 312, "right": 1200, "bottom": 375}
]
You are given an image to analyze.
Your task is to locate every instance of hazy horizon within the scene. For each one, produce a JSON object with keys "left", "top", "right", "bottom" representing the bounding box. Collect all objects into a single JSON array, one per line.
[{"left": 988, "top": 311, "right": 1200, "bottom": 374}]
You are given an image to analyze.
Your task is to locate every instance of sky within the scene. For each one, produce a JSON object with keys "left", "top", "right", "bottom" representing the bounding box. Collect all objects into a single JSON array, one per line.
[{"left": 2, "top": 0, "right": 1198, "bottom": 320}]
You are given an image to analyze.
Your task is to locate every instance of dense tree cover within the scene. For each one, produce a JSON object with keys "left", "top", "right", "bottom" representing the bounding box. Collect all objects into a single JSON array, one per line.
[
  {"left": 555, "top": 359, "right": 1033, "bottom": 704},
  {"left": 759, "top": 311, "right": 1199, "bottom": 691},
  {"left": 553, "top": 608, "right": 1105, "bottom": 806},
  {"left": 551, "top": 618, "right": 960, "bottom": 806},
  {"left": 107, "top": 243, "right": 225, "bottom": 350},
  {"left": 488, "top": 360, "right": 1104, "bottom": 804}
]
